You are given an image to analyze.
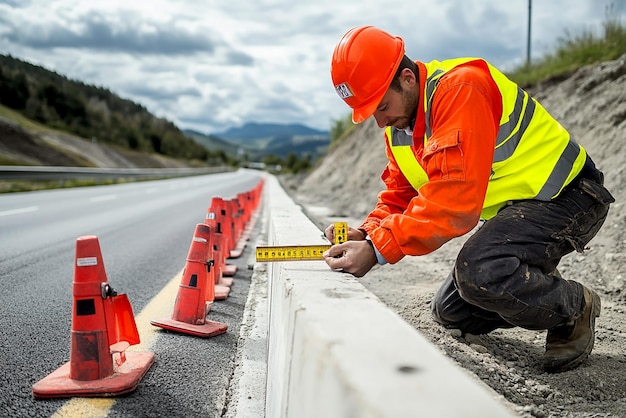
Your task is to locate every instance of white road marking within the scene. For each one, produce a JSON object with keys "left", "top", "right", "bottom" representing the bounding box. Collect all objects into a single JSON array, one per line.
[
  {"left": 90, "top": 194, "right": 117, "bottom": 202},
  {"left": 0, "top": 206, "right": 39, "bottom": 217}
]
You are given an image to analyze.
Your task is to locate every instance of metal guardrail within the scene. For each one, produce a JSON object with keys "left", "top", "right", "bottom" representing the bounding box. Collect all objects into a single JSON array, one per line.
[{"left": 0, "top": 165, "right": 232, "bottom": 181}]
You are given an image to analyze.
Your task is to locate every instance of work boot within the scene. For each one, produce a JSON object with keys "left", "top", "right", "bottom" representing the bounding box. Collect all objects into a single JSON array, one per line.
[{"left": 543, "top": 286, "right": 601, "bottom": 373}]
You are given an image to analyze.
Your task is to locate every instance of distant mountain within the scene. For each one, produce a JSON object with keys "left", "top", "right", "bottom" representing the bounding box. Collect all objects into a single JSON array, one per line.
[
  {"left": 189, "top": 122, "right": 331, "bottom": 160},
  {"left": 214, "top": 122, "right": 328, "bottom": 141},
  {"left": 183, "top": 129, "right": 240, "bottom": 156}
]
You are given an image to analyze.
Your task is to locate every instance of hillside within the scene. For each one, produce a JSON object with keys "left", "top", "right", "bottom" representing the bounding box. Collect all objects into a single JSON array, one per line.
[
  {"left": 0, "top": 110, "right": 194, "bottom": 169},
  {"left": 0, "top": 54, "right": 211, "bottom": 162},
  {"left": 288, "top": 54, "right": 626, "bottom": 417}
]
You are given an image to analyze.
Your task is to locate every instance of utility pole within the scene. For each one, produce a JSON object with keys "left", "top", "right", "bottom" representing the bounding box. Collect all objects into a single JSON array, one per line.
[{"left": 526, "top": 0, "right": 532, "bottom": 67}]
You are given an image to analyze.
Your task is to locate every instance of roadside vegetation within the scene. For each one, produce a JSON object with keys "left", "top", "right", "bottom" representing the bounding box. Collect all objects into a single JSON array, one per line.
[
  {"left": 262, "top": 152, "right": 312, "bottom": 174},
  {"left": 330, "top": 113, "right": 357, "bottom": 145},
  {"left": 507, "top": 4, "right": 626, "bottom": 86}
]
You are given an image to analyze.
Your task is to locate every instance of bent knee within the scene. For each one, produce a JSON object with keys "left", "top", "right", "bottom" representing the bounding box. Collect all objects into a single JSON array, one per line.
[{"left": 454, "top": 256, "right": 520, "bottom": 305}]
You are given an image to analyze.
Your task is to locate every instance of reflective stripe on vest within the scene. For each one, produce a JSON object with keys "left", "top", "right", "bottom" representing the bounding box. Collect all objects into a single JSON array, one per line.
[
  {"left": 386, "top": 127, "right": 428, "bottom": 191},
  {"left": 388, "top": 58, "right": 587, "bottom": 220}
]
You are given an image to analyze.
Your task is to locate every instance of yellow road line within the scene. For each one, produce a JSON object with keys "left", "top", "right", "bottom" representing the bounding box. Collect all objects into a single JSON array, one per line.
[{"left": 51, "top": 270, "right": 183, "bottom": 417}]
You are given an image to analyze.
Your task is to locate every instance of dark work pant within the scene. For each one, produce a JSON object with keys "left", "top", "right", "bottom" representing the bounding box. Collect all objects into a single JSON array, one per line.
[{"left": 431, "top": 158, "right": 615, "bottom": 334}]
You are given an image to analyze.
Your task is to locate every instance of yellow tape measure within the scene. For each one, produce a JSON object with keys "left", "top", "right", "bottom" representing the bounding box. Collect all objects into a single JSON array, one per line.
[{"left": 255, "top": 222, "right": 347, "bottom": 262}]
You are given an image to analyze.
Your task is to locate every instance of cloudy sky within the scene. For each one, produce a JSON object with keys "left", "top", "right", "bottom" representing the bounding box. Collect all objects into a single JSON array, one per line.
[{"left": 0, "top": 0, "right": 623, "bottom": 135}]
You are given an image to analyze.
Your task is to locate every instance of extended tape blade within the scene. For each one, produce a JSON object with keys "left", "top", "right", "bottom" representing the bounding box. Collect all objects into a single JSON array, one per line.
[
  {"left": 255, "top": 245, "right": 331, "bottom": 262},
  {"left": 255, "top": 222, "right": 347, "bottom": 262}
]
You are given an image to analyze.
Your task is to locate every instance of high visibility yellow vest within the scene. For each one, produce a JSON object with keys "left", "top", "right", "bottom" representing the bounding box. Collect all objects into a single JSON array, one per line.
[{"left": 388, "top": 58, "right": 586, "bottom": 220}]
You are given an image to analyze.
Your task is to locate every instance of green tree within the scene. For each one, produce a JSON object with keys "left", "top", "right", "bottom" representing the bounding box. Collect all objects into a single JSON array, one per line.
[
  {"left": 0, "top": 70, "right": 29, "bottom": 109},
  {"left": 330, "top": 113, "right": 355, "bottom": 143}
]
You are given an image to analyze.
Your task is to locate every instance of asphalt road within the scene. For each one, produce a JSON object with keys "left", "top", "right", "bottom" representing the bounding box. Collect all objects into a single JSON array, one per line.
[{"left": 0, "top": 169, "right": 262, "bottom": 418}]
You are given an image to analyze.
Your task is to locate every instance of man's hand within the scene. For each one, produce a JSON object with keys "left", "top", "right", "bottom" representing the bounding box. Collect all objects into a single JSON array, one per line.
[
  {"left": 324, "top": 224, "right": 366, "bottom": 243},
  {"left": 323, "top": 240, "right": 377, "bottom": 277}
]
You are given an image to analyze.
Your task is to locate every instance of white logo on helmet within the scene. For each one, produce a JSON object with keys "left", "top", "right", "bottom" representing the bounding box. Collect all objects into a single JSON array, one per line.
[{"left": 334, "top": 83, "right": 353, "bottom": 100}]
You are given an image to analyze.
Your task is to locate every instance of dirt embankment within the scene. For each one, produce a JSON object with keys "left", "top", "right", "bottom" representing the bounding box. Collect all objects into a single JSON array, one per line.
[{"left": 287, "top": 54, "right": 626, "bottom": 417}]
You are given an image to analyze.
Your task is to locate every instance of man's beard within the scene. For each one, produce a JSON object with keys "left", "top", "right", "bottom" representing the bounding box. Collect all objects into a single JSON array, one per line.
[{"left": 392, "top": 89, "right": 419, "bottom": 129}]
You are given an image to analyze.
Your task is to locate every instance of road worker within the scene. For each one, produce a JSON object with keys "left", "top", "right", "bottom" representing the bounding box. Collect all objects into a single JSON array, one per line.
[{"left": 323, "top": 26, "right": 615, "bottom": 373}]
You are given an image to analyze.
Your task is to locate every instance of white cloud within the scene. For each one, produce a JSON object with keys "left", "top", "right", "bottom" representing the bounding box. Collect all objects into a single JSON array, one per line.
[{"left": 0, "top": 0, "right": 621, "bottom": 134}]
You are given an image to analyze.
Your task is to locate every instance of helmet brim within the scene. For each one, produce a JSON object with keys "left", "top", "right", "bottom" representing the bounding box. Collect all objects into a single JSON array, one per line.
[{"left": 352, "top": 99, "right": 380, "bottom": 124}]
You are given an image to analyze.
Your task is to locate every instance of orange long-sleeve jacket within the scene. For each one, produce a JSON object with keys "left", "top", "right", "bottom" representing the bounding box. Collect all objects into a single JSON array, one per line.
[{"left": 361, "top": 60, "right": 504, "bottom": 264}]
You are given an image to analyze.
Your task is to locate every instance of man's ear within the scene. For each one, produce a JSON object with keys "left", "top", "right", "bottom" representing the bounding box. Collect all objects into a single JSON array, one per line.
[{"left": 400, "top": 68, "right": 416, "bottom": 86}]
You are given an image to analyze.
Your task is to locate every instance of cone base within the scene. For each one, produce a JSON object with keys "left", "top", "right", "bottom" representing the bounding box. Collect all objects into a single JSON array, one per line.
[
  {"left": 150, "top": 318, "right": 227, "bottom": 338},
  {"left": 223, "top": 264, "right": 237, "bottom": 277},
  {"left": 32, "top": 352, "right": 155, "bottom": 399},
  {"left": 242, "top": 225, "right": 254, "bottom": 241},
  {"left": 229, "top": 246, "right": 245, "bottom": 259},
  {"left": 219, "top": 276, "right": 234, "bottom": 287},
  {"left": 214, "top": 285, "right": 230, "bottom": 300}
]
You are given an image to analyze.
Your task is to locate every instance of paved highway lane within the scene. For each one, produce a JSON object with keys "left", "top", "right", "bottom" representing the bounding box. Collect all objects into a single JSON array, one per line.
[{"left": 0, "top": 169, "right": 263, "bottom": 417}]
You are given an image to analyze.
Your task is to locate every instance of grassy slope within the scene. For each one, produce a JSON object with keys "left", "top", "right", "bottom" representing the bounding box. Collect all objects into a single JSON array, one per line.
[{"left": 507, "top": 10, "right": 626, "bottom": 86}]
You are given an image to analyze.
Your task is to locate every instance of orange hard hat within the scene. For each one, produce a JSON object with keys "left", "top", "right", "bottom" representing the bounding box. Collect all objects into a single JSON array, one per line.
[{"left": 331, "top": 26, "right": 405, "bottom": 123}]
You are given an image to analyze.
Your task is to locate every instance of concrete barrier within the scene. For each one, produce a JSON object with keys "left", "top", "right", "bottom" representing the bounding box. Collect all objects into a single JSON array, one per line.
[{"left": 262, "top": 175, "right": 518, "bottom": 417}]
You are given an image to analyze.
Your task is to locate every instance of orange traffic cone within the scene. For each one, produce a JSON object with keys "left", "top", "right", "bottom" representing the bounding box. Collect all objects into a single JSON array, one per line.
[
  {"left": 32, "top": 236, "right": 154, "bottom": 399},
  {"left": 212, "top": 196, "right": 238, "bottom": 253},
  {"left": 227, "top": 198, "right": 246, "bottom": 259},
  {"left": 239, "top": 191, "right": 253, "bottom": 226},
  {"left": 213, "top": 227, "right": 234, "bottom": 289},
  {"left": 150, "top": 224, "right": 227, "bottom": 337},
  {"left": 236, "top": 191, "right": 258, "bottom": 248},
  {"left": 226, "top": 196, "right": 243, "bottom": 248},
  {"left": 208, "top": 197, "right": 238, "bottom": 276},
  {"left": 231, "top": 184, "right": 263, "bottom": 259},
  {"left": 213, "top": 239, "right": 232, "bottom": 299}
]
